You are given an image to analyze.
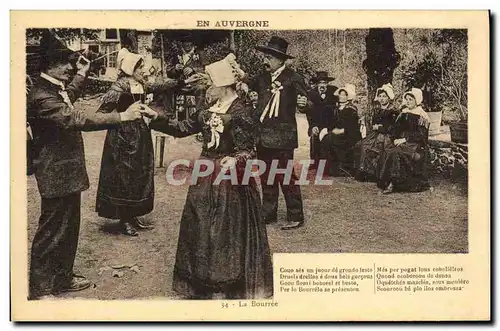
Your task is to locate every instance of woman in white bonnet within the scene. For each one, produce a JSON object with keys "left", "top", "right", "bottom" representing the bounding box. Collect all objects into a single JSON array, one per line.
[
  {"left": 377, "top": 87, "right": 431, "bottom": 194},
  {"left": 151, "top": 54, "right": 273, "bottom": 299},
  {"left": 355, "top": 83, "right": 399, "bottom": 181},
  {"left": 96, "top": 48, "right": 191, "bottom": 236},
  {"left": 95, "top": 49, "right": 156, "bottom": 236}
]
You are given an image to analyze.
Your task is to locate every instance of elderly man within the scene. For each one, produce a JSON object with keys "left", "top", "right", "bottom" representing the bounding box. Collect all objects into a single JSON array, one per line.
[
  {"left": 249, "top": 36, "right": 309, "bottom": 230},
  {"left": 27, "top": 30, "right": 156, "bottom": 299},
  {"left": 306, "top": 71, "right": 338, "bottom": 169}
]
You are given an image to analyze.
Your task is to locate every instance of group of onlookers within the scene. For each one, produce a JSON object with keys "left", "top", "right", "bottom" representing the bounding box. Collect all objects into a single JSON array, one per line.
[{"left": 304, "top": 75, "right": 430, "bottom": 194}]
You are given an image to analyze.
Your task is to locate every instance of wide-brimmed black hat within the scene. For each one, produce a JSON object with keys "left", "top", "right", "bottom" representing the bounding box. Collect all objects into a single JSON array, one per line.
[
  {"left": 255, "top": 36, "right": 294, "bottom": 59},
  {"left": 27, "top": 29, "right": 76, "bottom": 71},
  {"left": 312, "top": 71, "right": 335, "bottom": 83},
  {"left": 41, "top": 29, "right": 75, "bottom": 62}
]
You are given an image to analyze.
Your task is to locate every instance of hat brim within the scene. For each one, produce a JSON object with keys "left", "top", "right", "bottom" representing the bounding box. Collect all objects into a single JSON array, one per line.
[
  {"left": 255, "top": 45, "right": 294, "bottom": 59},
  {"left": 42, "top": 48, "right": 76, "bottom": 63},
  {"left": 311, "top": 77, "right": 335, "bottom": 83}
]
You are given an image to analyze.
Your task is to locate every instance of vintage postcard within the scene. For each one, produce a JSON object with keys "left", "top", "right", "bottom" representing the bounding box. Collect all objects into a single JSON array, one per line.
[{"left": 10, "top": 10, "right": 490, "bottom": 321}]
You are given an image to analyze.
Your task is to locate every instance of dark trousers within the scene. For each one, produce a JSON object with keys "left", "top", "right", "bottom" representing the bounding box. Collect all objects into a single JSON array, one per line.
[
  {"left": 322, "top": 134, "right": 356, "bottom": 176},
  {"left": 29, "top": 192, "right": 81, "bottom": 299},
  {"left": 257, "top": 147, "right": 304, "bottom": 223}
]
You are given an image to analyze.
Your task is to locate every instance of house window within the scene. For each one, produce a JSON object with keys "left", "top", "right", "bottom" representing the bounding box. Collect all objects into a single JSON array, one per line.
[
  {"left": 104, "top": 43, "right": 118, "bottom": 68},
  {"left": 105, "top": 29, "right": 118, "bottom": 40}
]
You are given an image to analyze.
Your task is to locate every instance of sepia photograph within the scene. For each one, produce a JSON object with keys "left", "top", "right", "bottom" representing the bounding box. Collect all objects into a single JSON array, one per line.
[{"left": 11, "top": 10, "right": 489, "bottom": 321}]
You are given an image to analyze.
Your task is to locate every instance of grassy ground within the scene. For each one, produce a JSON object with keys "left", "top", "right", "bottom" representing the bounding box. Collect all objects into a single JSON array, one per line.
[{"left": 27, "top": 99, "right": 468, "bottom": 299}]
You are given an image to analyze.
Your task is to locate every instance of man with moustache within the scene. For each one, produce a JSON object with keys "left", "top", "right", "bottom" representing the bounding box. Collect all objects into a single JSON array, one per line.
[
  {"left": 249, "top": 36, "right": 308, "bottom": 230},
  {"left": 26, "top": 30, "right": 156, "bottom": 299},
  {"left": 166, "top": 35, "right": 205, "bottom": 80},
  {"left": 306, "top": 71, "right": 338, "bottom": 169}
]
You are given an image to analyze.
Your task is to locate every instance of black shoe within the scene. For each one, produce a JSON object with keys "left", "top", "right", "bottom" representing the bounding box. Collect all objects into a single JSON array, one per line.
[
  {"left": 355, "top": 170, "right": 366, "bottom": 181},
  {"left": 53, "top": 275, "right": 91, "bottom": 294},
  {"left": 122, "top": 222, "right": 138, "bottom": 236},
  {"left": 281, "top": 221, "right": 304, "bottom": 230},
  {"left": 264, "top": 215, "right": 277, "bottom": 224}
]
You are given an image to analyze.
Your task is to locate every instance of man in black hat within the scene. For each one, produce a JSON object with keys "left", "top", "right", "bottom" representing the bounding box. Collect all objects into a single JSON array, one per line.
[
  {"left": 166, "top": 34, "right": 205, "bottom": 81},
  {"left": 27, "top": 29, "right": 156, "bottom": 299},
  {"left": 306, "top": 71, "right": 338, "bottom": 168},
  {"left": 165, "top": 33, "right": 206, "bottom": 122},
  {"left": 250, "top": 36, "right": 308, "bottom": 230}
]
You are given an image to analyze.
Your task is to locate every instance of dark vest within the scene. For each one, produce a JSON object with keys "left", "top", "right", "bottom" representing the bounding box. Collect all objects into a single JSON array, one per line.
[{"left": 252, "top": 68, "right": 307, "bottom": 150}]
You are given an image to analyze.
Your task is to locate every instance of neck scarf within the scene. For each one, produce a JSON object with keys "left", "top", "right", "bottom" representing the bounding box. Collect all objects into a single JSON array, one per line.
[
  {"left": 206, "top": 95, "right": 238, "bottom": 149},
  {"left": 260, "top": 65, "right": 286, "bottom": 122}
]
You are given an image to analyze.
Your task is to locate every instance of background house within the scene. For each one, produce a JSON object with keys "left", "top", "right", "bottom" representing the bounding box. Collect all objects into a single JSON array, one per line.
[{"left": 66, "top": 29, "right": 158, "bottom": 80}]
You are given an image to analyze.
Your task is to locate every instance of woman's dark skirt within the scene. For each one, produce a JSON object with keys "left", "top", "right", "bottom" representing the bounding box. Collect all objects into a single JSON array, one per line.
[
  {"left": 377, "top": 142, "right": 430, "bottom": 192},
  {"left": 96, "top": 120, "right": 155, "bottom": 219},
  {"left": 172, "top": 160, "right": 274, "bottom": 299}
]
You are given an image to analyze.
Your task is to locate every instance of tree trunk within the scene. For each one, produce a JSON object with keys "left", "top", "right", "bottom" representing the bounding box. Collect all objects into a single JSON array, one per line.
[
  {"left": 228, "top": 30, "right": 236, "bottom": 53},
  {"left": 342, "top": 30, "right": 346, "bottom": 66},
  {"left": 363, "top": 28, "right": 400, "bottom": 126},
  {"left": 160, "top": 32, "right": 165, "bottom": 76},
  {"left": 334, "top": 30, "right": 337, "bottom": 70}
]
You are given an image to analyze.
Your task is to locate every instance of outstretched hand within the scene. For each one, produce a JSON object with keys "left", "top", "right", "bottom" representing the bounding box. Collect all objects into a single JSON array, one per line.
[
  {"left": 185, "top": 73, "right": 211, "bottom": 87},
  {"left": 138, "top": 104, "right": 159, "bottom": 120}
]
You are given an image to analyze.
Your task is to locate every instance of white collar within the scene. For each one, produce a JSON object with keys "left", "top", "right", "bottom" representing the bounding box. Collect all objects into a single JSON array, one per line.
[
  {"left": 181, "top": 48, "right": 195, "bottom": 61},
  {"left": 209, "top": 94, "right": 238, "bottom": 114},
  {"left": 40, "top": 72, "right": 65, "bottom": 90},
  {"left": 128, "top": 77, "right": 145, "bottom": 94},
  {"left": 182, "top": 48, "right": 195, "bottom": 56},
  {"left": 270, "top": 64, "right": 286, "bottom": 82}
]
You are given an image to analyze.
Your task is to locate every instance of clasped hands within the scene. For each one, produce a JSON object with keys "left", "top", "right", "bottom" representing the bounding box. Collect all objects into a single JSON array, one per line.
[
  {"left": 394, "top": 138, "right": 406, "bottom": 146},
  {"left": 184, "top": 72, "right": 212, "bottom": 88},
  {"left": 297, "top": 95, "right": 308, "bottom": 108},
  {"left": 120, "top": 101, "right": 159, "bottom": 122},
  {"left": 312, "top": 127, "right": 344, "bottom": 136}
]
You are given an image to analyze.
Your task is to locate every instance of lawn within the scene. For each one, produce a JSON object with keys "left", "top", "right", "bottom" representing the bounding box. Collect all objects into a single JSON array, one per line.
[{"left": 26, "top": 99, "right": 468, "bottom": 299}]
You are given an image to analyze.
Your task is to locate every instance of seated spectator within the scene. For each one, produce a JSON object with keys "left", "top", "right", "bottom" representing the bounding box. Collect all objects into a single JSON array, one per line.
[
  {"left": 355, "top": 83, "right": 399, "bottom": 181},
  {"left": 377, "top": 87, "right": 431, "bottom": 194},
  {"left": 305, "top": 71, "right": 337, "bottom": 169},
  {"left": 321, "top": 83, "right": 361, "bottom": 176}
]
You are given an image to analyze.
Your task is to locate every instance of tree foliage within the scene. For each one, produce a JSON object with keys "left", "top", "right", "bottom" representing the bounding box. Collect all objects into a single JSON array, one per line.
[
  {"left": 26, "top": 28, "right": 100, "bottom": 44},
  {"left": 393, "top": 29, "right": 467, "bottom": 121}
]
